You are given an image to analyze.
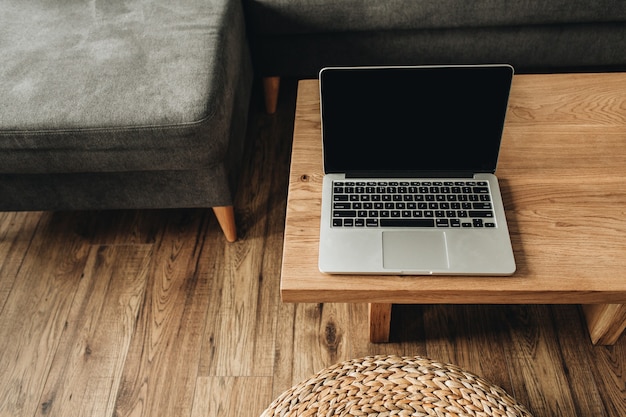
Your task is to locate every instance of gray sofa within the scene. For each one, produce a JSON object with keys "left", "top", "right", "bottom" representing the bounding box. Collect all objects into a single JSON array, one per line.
[
  {"left": 0, "top": 0, "right": 252, "bottom": 242},
  {"left": 1, "top": 1, "right": 624, "bottom": 241},
  {"left": 243, "top": 0, "right": 626, "bottom": 112}
]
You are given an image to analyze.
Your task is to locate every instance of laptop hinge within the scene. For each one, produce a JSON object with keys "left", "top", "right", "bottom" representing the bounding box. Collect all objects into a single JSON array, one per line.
[{"left": 345, "top": 171, "right": 475, "bottom": 179}]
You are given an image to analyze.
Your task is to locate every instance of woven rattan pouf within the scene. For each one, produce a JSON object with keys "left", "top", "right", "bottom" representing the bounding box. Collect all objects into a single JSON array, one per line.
[{"left": 261, "top": 355, "right": 533, "bottom": 417}]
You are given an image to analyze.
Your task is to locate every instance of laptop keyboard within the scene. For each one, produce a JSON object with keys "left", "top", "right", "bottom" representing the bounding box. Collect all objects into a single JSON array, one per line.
[{"left": 331, "top": 180, "right": 496, "bottom": 228}]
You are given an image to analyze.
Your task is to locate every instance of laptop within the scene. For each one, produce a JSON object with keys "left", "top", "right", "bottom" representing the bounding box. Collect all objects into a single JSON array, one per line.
[{"left": 318, "top": 64, "right": 516, "bottom": 275}]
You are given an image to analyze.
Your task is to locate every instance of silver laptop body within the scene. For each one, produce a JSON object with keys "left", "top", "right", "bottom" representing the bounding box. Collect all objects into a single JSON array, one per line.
[{"left": 318, "top": 64, "right": 516, "bottom": 275}]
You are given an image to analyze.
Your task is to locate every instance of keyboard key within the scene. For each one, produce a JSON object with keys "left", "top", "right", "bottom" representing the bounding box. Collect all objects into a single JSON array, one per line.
[
  {"left": 469, "top": 211, "right": 494, "bottom": 218},
  {"left": 366, "top": 219, "right": 379, "bottom": 227},
  {"left": 334, "top": 210, "right": 356, "bottom": 217},
  {"left": 380, "top": 219, "right": 435, "bottom": 227}
]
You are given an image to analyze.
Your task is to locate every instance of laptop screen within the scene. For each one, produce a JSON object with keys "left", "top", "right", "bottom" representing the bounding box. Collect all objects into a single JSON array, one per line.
[{"left": 320, "top": 65, "right": 513, "bottom": 176}]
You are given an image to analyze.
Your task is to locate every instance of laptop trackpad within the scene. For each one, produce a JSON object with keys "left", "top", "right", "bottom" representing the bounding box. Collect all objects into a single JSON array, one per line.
[{"left": 382, "top": 231, "right": 450, "bottom": 272}]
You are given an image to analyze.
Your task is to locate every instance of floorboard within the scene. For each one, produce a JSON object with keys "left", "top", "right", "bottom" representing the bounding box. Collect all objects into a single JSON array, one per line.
[{"left": 0, "top": 78, "right": 624, "bottom": 417}]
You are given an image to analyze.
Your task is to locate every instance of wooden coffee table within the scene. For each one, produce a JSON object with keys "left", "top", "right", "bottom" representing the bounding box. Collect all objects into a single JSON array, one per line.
[{"left": 280, "top": 73, "right": 626, "bottom": 345}]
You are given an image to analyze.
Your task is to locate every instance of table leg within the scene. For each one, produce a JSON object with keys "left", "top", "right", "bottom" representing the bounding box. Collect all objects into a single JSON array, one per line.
[
  {"left": 369, "top": 303, "right": 392, "bottom": 343},
  {"left": 582, "top": 304, "right": 626, "bottom": 345}
]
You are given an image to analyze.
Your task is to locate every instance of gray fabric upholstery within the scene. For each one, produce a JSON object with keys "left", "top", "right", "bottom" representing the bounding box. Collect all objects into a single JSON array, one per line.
[
  {"left": 243, "top": 0, "right": 626, "bottom": 77},
  {"left": 0, "top": 0, "right": 252, "bottom": 210},
  {"left": 245, "top": 0, "right": 626, "bottom": 35},
  {"left": 252, "top": 23, "right": 626, "bottom": 77},
  {"left": 0, "top": 168, "right": 232, "bottom": 210}
]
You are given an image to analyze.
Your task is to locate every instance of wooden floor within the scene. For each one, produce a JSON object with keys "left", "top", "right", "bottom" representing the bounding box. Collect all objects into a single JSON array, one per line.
[{"left": 1, "top": 79, "right": 625, "bottom": 417}]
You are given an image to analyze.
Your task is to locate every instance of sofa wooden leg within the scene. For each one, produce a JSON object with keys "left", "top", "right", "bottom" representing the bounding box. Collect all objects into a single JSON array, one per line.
[
  {"left": 212, "top": 205, "right": 237, "bottom": 242},
  {"left": 263, "top": 76, "right": 280, "bottom": 114}
]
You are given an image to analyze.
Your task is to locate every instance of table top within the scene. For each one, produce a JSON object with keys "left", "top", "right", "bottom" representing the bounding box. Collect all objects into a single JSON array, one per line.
[{"left": 281, "top": 73, "right": 626, "bottom": 304}]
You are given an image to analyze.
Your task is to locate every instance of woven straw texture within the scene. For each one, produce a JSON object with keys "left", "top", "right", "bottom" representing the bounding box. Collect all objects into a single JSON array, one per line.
[{"left": 262, "top": 355, "right": 533, "bottom": 417}]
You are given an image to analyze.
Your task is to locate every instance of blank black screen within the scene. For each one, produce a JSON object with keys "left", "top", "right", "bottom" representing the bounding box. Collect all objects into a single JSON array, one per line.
[{"left": 320, "top": 65, "right": 513, "bottom": 175}]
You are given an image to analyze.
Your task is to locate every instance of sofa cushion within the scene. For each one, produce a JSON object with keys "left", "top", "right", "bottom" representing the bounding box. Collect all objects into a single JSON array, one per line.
[
  {"left": 0, "top": 0, "right": 251, "bottom": 174},
  {"left": 245, "top": 0, "right": 626, "bottom": 35}
]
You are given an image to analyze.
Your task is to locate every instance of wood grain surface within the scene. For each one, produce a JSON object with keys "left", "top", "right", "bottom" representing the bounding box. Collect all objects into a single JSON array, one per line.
[
  {"left": 0, "top": 78, "right": 625, "bottom": 417},
  {"left": 281, "top": 74, "right": 626, "bottom": 305}
]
